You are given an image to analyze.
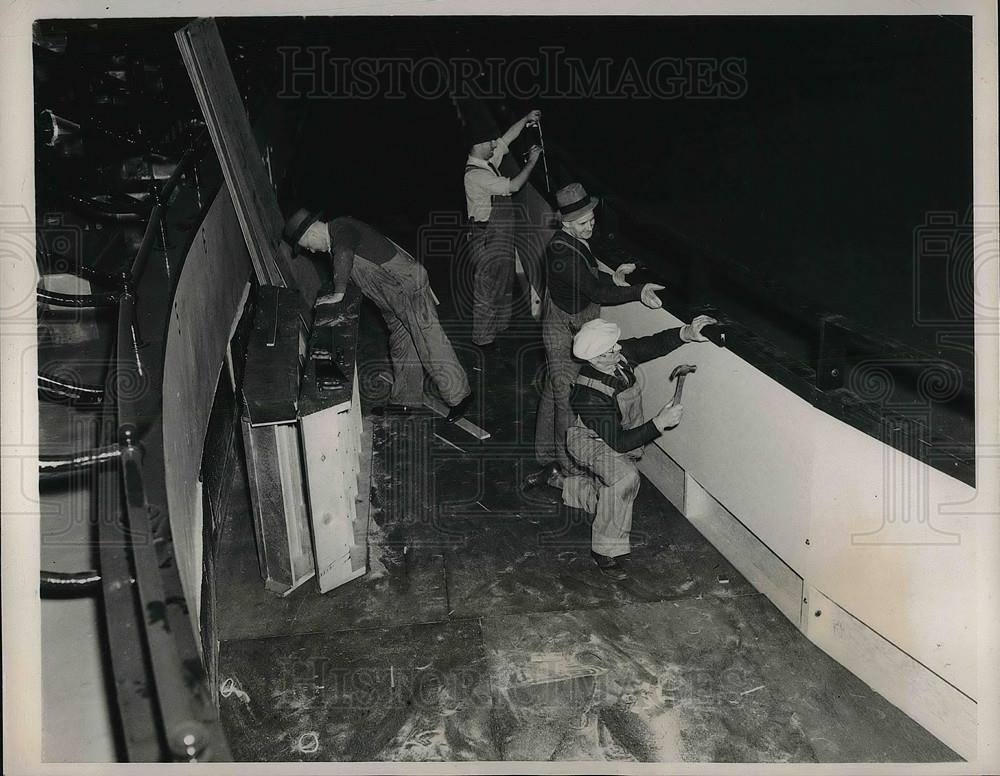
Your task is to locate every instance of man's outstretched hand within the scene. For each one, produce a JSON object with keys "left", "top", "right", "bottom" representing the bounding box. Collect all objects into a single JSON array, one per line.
[
  {"left": 612, "top": 262, "right": 636, "bottom": 287},
  {"left": 681, "top": 314, "right": 719, "bottom": 342},
  {"left": 640, "top": 283, "right": 665, "bottom": 308}
]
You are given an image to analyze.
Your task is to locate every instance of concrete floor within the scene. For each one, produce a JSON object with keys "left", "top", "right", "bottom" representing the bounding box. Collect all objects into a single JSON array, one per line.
[
  {"left": 214, "top": 275, "right": 960, "bottom": 764},
  {"left": 33, "top": 226, "right": 961, "bottom": 764}
]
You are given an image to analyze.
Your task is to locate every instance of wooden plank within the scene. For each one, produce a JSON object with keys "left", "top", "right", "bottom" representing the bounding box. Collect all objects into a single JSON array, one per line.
[
  {"left": 175, "top": 18, "right": 321, "bottom": 305},
  {"left": 637, "top": 442, "right": 685, "bottom": 516},
  {"left": 684, "top": 473, "right": 804, "bottom": 627},
  {"left": 300, "top": 404, "right": 365, "bottom": 593},
  {"left": 175, "top": 19, "right": 285, "bottom": 287},
  {"left": 241, "top": 285, "right": 303, "bottom": 426},
  {"left": 274, "top": 424, "right": 315, "bottom": 588},
  {"left": 801, "top": 585, "right": 976, "bottom": 760},
  {"left": 423, "top": 396, "right": 492, "bottom": 440},
  {"left": 241, "top": 421, "right": 291, "bottom": 591}
]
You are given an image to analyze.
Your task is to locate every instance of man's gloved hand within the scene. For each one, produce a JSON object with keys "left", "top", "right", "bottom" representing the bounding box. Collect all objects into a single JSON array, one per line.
[
  {"left": 612, "top": 262, "right": 636, "bottom": 287},
  {"left": 681, "top": 314, "right": 719, "bottom": 342},
  {"left": 527, "top": 145, "right": 543, "bottom": 163},
  {"left": 640, "top": 283, "right": 665, "bottom": 308},
  {"left": 653, "top": 401, "right": 683, "bottom": 432},
  {"left": 317, "top": 292, "right": 346, "bottom": 305}
]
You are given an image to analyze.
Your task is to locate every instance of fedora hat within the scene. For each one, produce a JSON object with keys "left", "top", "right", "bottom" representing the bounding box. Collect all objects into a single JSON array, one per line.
[
  {"left": 556, "top": 183, "right": 598, "bottom": 222},
  {"left": 282, "top": 208, "right": 324, "bottom": 255}
]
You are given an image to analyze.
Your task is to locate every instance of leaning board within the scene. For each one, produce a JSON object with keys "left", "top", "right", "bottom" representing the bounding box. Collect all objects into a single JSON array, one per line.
[{"left": 176, "top": 18, "right": 321, "bottom": 306}]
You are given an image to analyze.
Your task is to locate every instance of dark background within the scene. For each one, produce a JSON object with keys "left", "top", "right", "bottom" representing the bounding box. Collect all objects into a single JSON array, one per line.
[
  {"left": 34, "top": 14, "right": 976, "bottom": 465},
  {"left": 257, "top": 16, "right": 974, "bottom": 348}
]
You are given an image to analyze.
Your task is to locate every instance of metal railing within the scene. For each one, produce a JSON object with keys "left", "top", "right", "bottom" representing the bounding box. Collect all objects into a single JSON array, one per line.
[{"left": 38, "top": 129, "right": 232, "bottom": 761}]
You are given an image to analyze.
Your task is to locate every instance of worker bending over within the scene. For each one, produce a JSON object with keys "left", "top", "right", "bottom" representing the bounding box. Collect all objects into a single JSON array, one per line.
[
  {"left": 283, "top": 209, "right": 473, "bottom": 422},
  {"left": 524, "top": 315, "right": 716, "bottom": 580}
]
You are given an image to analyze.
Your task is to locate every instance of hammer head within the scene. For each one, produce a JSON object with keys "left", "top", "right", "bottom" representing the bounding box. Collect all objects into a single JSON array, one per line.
[{"left": 670, "top": 364, "right": 697, "bottom": 381}]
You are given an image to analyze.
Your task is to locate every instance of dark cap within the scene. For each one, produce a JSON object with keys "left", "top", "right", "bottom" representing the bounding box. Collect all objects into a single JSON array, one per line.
[
  {"left": 282, "top": 208, "right": 324, "bottom": 255},
  {"left": 464, "top": 117, "right": 498, "bottom": 149}
]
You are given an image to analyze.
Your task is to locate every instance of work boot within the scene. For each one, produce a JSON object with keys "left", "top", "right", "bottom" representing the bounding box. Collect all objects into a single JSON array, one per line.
[
  {"left": 446, "top": 392, "right": 474, "bottom": 423},
  {"left": 591, "top": 551, "right": 628, "bottom": 581},
  {"left": 520, "top": 461, "right": 562, "bottom": 491}
]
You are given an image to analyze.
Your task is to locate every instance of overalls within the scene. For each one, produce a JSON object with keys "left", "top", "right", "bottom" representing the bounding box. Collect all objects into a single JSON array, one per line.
[
  {"left": 562, "top": 364, "right": 645, "bottom": 558},
  {"left": 534, "top": 237, "right": 601, "bottom": 472},
  {"left": 466, "top": 162, "right": 516, "bottom": 346},
  {"left": 350, "top": 247, "right": 470, "bottom": 407}
]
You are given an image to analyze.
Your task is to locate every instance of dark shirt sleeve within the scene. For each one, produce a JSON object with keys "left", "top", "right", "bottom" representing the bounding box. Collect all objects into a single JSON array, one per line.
[
  {"left": 548, "top": 241, "right": 643, "bottom": 307},
  {"left": 619, "top": 328, "right": 685, "bottom": 365},
  {"left": 329, "top": 222, "right": 360, "bottom": 294},
  {"left": 571, "top": 385, "right": 660, "bottom": 454}
]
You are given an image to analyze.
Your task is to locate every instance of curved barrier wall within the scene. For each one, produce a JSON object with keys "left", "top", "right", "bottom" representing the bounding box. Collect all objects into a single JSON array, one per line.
[
  {"left": 162, "top": 185, "right": 252, "bottom": 631},
  {"left": 517, "top": 178, "right": 982, "bottom": 759},
  {"left": 605, "top": 292, "right": 979, "bottom": 759}
]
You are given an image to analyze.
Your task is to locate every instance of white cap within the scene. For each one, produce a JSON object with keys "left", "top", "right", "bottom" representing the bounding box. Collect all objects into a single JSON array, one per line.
[{"left": 573, "top": 318, "right": 621, "bottom": 360}]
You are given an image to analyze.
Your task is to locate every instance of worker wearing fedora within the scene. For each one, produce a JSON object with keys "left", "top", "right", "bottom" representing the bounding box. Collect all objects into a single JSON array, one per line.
[
  {"left": 532, "top": 183, "right": 666, "bottom": 477},
  {"left": 527, "top": 316, "right": 715, "bottom": 580},
  {"left": 283, "top": 209, "right": 473, "bottom": 421},
  {"left": 463, "top": 109, "right": 543, "bottom": 348}
]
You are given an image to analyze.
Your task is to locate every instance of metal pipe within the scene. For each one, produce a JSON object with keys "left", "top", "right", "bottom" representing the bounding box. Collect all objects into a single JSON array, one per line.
[
  {"left": 36, "top": 252, "right": 124, "bottom": 287},
  {"left": 38, "top": 444, "right": 121, "bottom": 479},
  {"left": 38, "top": 372, "right": 106, "bottom": 404},
  {"left": 40, "top": 570, "right": 102, "bottom": 597},
  {"left": 116, "top": 290, "right": 145, "bottom": 379},
  {"left": 159, "top": 145, "right": 199, "bottom": 204},
  {"left": 63, "top": 192, "right": 148, "bottom": 223},
  {"left": 37, "top": 288, "right": 121, "bottom": 308}
]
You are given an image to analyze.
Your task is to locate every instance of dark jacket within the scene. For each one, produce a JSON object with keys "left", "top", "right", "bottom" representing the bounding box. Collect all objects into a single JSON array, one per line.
[
  {"left": 545, "top": 231, "right": 643, "bottom": 314},
  {"left": 570, "top": 328, "right": 685, "bottom": 452}
]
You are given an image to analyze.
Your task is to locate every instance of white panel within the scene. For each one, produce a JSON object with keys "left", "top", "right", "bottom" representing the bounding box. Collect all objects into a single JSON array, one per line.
[
  {"left": 807, "top": 408, "right": 977, "bottom": 694},
  {"left": 802, "top": 585, "right": 976, "bottom": 760},
  {"left": 299, "top": 404, "right": 365, "bottom": 593},
  {"left": 685, "top": 474, "right": 804, "bottom": 626},
  {"left": 602, "top": 303, "right": 815, "bottom": 572},
  {"left": 601, "top": 299, "right": 978, "bottom": 700}
]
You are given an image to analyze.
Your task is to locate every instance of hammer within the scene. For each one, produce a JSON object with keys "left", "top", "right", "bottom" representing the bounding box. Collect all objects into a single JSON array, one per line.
[{"left": 669, "top": 364, "right": 697, "bottom": 406}]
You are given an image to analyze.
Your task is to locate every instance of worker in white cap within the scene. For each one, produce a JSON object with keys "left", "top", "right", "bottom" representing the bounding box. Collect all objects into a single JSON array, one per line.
[{"left": 522, "top": 314, "right": 716, "bottom": 580}]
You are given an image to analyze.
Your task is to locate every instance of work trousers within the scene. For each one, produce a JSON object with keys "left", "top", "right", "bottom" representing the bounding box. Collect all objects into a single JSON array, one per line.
[
  {"left": 351, "top": 251, "right": 470, "bottom": 407},
  {"left": 470, "top": 220, "right": 515, "bottom": 346},
  {"left": 562, "top": 426, "right": 642, "bottom": 558},
  {"left": 533, "top": 294, "right": 600, "bottom": 471}
]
